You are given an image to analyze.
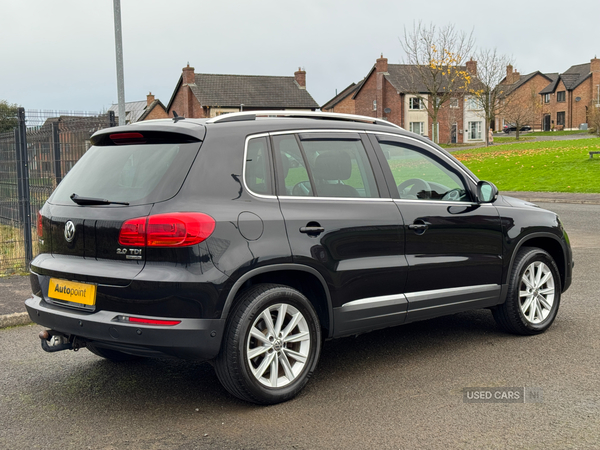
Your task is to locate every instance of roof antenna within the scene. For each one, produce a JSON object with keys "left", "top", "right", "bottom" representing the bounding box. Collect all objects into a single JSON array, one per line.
[{"left": 172, "top": 110, "right": 185, "bottom": 123}]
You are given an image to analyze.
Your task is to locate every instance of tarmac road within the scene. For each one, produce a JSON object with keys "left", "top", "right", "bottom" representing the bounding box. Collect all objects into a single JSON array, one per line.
[{"left": 1, "top": 202, "right": 599, "bottom": 449}]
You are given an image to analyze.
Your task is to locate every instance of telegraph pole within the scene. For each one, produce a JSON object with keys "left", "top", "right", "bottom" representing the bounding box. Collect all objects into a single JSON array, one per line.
[{"left": 113, "top": 0, "right": 126, "bottom": 126}]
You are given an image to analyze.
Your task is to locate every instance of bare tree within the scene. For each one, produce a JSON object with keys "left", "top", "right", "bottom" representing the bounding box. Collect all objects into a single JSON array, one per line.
[
  {"left": 400, "top": 22, "right": 475, "bottom": 143},
  {"left": 502, "top": 85, "right": 541, "bottom": 140},
  {"left": 468, "top": 49, "right": 513, "bottom": 146}
]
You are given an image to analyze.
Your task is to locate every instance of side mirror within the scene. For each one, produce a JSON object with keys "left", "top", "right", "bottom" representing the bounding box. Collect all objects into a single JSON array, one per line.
[{"left": 476, "top": 181, "right": 498, "bottom": 203}]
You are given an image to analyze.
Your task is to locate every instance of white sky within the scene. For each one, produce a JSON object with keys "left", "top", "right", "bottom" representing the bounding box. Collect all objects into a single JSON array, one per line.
[{"left": 1, "top": 0, "right": 599, "bottom": 112}]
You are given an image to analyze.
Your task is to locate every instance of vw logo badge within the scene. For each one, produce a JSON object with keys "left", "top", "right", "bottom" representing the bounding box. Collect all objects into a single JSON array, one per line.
[{"left": 64, "top": 221, "right": 75, "bottom": 243}]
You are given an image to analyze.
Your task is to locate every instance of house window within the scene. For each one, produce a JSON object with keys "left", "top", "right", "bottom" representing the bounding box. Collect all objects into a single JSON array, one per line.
[
  {"left": 466, "top": 97, "right": 479, "bottom": 110},
  {"left": 450, "top": 98, "right": 459, "bottom": 108},
  {"left": 409, "top": 122, "right": 424, "bottom": 135},
  {"left": 468, "top": 121, "right": 482, "bottom": 140},
  {"left": 544, "top": 93, "right": 550, "bottom": 103},
  {"left": 557, "top": 91, "right": 566, "bottom": 102},
  {"left": 373, "top": 100, "right": 377, "bottom": 111},
  {"left": 557, "top": 111, "right": 565, "bottom": 126},
  {"left": 409, "top": 97, "right": 424, "bottom": 110}
]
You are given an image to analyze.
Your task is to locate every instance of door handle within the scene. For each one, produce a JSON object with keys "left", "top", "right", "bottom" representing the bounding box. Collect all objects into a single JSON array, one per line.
[
  {"left": 408, "top": 220, "right": 430, "bottom": 234},
  {"left": 300, "top": 226, "right": 325, "bottom": 235}
]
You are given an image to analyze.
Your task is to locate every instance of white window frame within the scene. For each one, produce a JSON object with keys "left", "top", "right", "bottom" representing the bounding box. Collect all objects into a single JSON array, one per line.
[
  {"left": 409, "top": 97, "right": 424, "bottom": 110},
  {"left": 409, "top": 122, "right": 424, "bottom": 135},
  {"left": 450, "top": 98, "right": 459, "bottom": 108}
]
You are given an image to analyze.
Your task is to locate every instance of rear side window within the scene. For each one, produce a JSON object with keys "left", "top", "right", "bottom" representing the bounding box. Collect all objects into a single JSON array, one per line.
[
  {"left": 273, "top": 133, "right": 379, "bottom": 198},
  {"left": 49, "top": 141, "right": 201, "bottom": 206},
  {"left": 244, "top": 137, "right": 273, "bottom": 195}
]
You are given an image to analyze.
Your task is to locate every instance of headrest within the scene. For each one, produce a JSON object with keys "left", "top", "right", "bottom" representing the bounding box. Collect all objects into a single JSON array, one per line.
[{"left": 313, "top": 151, "right": 352, "bottom": 181}]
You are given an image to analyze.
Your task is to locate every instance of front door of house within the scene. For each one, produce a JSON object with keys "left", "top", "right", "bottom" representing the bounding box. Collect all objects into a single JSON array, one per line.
[
  {"left": 451, "top": 124, "right": 457, "bottom": 144},
  {"left": 543, "top": 114, "right": 551, "bottom": 131}
]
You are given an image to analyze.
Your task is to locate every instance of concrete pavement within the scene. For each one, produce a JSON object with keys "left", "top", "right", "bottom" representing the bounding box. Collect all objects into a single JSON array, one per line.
[{"left": 2, "top": 191, "right": 599, "bottom": 328}]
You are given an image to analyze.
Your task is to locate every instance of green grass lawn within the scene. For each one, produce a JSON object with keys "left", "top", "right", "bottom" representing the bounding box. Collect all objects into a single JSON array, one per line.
[
  {"left": 454, "top": 138, "right": 600, "bottom": 193},
  {"left": 493, "top": 136, "right": 535, "bottom": 144},
  {"left": 525, "top": 130, "right": 589, "bottom": 137}
]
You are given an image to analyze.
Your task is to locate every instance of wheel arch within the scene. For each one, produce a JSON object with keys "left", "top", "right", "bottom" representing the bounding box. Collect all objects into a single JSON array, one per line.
[
  {"left": 508, "top": 233, "right": 568, "bottom": 292},
  {"left": 221, "top": 264, "right": 333, "bottom": 338}
]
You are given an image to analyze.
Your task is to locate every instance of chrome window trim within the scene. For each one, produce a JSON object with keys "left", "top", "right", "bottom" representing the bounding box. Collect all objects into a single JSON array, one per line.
[
  {"left": 278, "top": 196, "right": 393, "bottom": 202},
  {"left": 393, "top": 199, "right": 495, "bottom": 207},
  {"left": 243, "top": 134, "right": 278, "bottom": 199}
]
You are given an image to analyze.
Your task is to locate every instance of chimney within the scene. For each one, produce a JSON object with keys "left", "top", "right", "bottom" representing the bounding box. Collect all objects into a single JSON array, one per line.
[
  {"left": 506, "top": 64, "right": 513, "bottom": 83},
  {"left": 466, "top": 59, "right": 477, "bottom": 76},
  {"left": 376, "top": 54, "right": 388, "bottom": 73},
  {"left": 182, "top": 63, "right": 195, "bottom": 85},
  {"left": 294, "top": 67, "right": 306, "bottom": 89},
  {"left": 146, "top": 92, "right": 155, "bottom": 107}
]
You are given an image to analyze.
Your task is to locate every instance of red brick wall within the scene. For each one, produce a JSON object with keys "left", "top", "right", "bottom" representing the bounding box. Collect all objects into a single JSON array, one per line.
[
  {"left": 168, "top": 85, "right": 204, "bottom": 119},
  {"left": 144, "top": 104, "right": 169, "bottom": 120},
  {"left": 354, "top": 70, "right": 378, "bottom": 118},
  {"left": 324, "top": 95, "right": 356, "bottom": 114},
  {"left": 541, "top": 79, "right": 568, "bottom": 129}
]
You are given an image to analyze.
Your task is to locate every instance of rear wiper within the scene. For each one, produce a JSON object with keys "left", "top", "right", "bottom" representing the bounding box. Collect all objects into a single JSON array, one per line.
[{"left": 70, "top": 193, "right": 129, "bottom": 206}]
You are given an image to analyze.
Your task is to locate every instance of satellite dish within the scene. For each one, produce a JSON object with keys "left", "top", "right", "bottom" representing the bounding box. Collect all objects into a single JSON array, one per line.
[
  {"left": 575, "top": 97, "right": 581, "bottom": 102},
  {"left": 384, "top": 108, "right": 391, "bottom": 114}
]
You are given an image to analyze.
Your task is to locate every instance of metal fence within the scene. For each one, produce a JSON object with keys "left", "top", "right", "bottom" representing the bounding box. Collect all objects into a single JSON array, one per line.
[{"left": 0, "top": 108, "right": 115, "bottom": 274}]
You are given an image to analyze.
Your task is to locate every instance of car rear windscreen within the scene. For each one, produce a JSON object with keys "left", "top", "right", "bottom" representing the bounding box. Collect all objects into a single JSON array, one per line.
[{"left": 49, "top": 142, "right": 201, "bottom": 206}]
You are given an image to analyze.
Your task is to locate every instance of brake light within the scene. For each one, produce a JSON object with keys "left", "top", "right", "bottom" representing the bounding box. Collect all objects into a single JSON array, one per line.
[
  {"left": 109, "top": 132, "right": 146, "bottom": 145},
  {"left": 118, "top": 213, "right": 215, "bottom": 247},
  {"left": 37, "top": 211, "right": 43, "bottom": 238}
]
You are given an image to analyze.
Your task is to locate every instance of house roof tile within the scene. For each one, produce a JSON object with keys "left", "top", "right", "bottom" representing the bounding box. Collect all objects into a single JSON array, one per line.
[{"left": 188, "top": 73, "right": 319, "bottom": 109}]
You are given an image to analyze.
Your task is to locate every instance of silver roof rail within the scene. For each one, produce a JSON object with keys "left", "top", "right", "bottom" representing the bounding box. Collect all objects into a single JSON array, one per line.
[{"left": 205, "top": 110, "right": 403, "bottom": 129}]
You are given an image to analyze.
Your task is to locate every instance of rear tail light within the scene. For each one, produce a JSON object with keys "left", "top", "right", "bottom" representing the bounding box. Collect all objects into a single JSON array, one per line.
[
  {"left": 119, "top": 213, "right": 215, "bottom": 247},
  {"left": 37, "top": 211, "right": 43, "bottom": 238}
]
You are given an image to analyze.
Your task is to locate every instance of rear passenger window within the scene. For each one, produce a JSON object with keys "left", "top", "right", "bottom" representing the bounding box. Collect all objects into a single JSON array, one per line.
[
  {"left": 273, "top": 133, "right": 379, "bottom": 198},
  {"left": 245, "top": 137, "right": 272, "bottom": 195}
]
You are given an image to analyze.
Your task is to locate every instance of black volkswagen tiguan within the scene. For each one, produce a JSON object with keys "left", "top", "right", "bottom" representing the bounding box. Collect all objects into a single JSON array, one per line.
[{"left": 26, "top": 111, "right": 573, "bottom": 404}]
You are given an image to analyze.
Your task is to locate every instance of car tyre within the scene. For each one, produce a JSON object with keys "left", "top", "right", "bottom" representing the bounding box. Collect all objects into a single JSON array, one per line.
[
  {"left": 87, "top": 343, "right": 140, "bottom": 362},
  {"left": 215, "top": 284, "right": 322, "bottom": 404},
  {"left": 493, "top": 247, "right": 561, "bottom": 335}
]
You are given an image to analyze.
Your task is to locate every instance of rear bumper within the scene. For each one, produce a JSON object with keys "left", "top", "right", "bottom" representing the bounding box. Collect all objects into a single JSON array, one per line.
[{"left": 25, "top": 295, "right": 225, "bottom": 361}]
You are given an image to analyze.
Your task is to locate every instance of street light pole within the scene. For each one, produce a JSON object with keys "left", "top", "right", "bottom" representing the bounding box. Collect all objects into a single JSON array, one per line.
[{"left": 113, "top": 0, "right": 126, "bottom": 126}]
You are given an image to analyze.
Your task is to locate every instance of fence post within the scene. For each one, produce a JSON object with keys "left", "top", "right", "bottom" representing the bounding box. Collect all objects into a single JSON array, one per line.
[
  {"left": 51, "top": 121, "right": 62, "bottom": 185},
  {"left": 15, "top": 108, "right": 33, "bottom": 267},
  {"left": 108, "top": 110, "right": 116, "bottom": 128}
]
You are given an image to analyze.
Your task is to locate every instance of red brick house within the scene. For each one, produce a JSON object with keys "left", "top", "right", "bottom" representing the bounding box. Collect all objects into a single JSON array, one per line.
[
  {"left": 321, "top": 81, "right": 362, "bottom": 114},
  {"left": 538, "top": 58, "right": 600, "bottom": 131},
  {"left": 495, "top": 67, "right": 557, "bottom": 131},
  {"left": 323, "top": 55, "right": 484, "bottom": 144},
  {"left": 166, "top": 64, "right": 319, "bottom": 118},
  {"left": 139, "top": 92, "right": 168, "bottom": 121}
]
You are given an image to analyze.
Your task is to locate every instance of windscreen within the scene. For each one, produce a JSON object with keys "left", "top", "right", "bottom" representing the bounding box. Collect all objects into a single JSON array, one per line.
[{"left": 49, "top": 142, "right": 201, "bottom": 206}]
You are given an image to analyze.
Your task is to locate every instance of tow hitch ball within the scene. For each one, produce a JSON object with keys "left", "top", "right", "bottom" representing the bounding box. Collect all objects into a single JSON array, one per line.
[{"left": 39, "top": 330, "right": 85, "bottom": 353}]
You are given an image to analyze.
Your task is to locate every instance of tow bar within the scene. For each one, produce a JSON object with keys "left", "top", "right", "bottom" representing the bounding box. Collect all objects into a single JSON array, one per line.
[{"left": 39, "top": 330, "right": 86, "bottom": 353}]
